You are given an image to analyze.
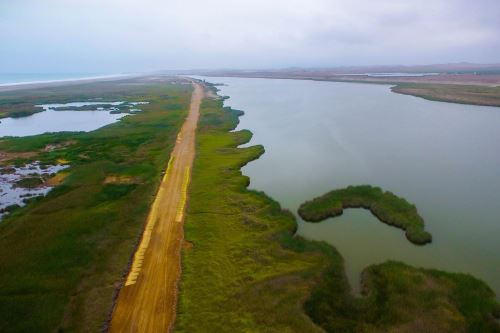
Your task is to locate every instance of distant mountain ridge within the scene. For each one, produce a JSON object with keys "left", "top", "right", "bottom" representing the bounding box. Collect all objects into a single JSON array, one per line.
[
  {"left": 292, "top": 62, "right": 500, "bottom": 74},
  {"left": 174, "top": 62, "right": 500, "bottom": 75}
]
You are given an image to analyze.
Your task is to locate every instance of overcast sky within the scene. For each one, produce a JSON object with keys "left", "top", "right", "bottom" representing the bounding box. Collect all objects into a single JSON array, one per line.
[{"left": 1, "top": 0, "right": 499, "bottom": 73}]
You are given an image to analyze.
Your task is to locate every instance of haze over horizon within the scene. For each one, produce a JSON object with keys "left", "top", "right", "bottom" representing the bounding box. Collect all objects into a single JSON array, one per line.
[{"left": 1, "top": 0, "right": 500, "bottom": 73}]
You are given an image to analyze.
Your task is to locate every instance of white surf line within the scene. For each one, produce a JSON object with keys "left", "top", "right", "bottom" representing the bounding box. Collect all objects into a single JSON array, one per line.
[{"left": 0, "top": 73, "right": 133, "bottom": 87}]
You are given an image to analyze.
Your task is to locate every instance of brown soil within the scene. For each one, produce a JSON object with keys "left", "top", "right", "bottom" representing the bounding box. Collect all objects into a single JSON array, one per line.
[
  {"left": 0, "top": 151, "right": 38, "bottom": 164},
  {"left": 43, "top": 140, "right": 77, "bottom": 152},
  {"left": 103, "top": 175, "right": 140, "bottom": 185},
  {"left": 182, "top": 240, "right": 193, "bottom": 251},
  {"left": 45, "top": 172, "right": 69, "bottom": 186}
]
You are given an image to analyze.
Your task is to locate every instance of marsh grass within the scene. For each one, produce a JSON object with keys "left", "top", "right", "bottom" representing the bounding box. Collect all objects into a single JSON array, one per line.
[{"left": 298, "top": 185, "right": 432, "bottom": 245}]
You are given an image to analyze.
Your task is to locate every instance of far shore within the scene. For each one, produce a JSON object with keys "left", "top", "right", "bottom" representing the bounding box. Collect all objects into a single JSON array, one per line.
[{"left": 192, "top": 71, "right": 500, "bottom": 107}]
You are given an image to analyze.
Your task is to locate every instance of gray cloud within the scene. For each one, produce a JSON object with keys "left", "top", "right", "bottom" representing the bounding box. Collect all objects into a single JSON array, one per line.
[{"left": 1, "top": 0, "right": 499, "bottom": 72}]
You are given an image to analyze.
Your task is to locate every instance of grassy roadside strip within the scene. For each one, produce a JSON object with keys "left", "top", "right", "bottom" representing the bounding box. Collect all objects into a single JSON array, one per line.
[
  {"left": 177, "top": 90, "right": 500, "bottom": 332},
  {"left": 177, "top": 97, "right": 334, "bottom": 332},
  {"left": 0, "top": 79, "right": 190, "bottom": 332}
]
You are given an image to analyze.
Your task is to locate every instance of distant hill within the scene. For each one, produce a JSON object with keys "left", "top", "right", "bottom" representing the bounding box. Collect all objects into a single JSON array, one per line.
[{"left": 174, "top": 62, "right": 500, "bottom": 76}]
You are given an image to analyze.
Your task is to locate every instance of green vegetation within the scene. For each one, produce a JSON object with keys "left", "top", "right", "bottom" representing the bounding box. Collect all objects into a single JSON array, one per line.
[
  {"left": 177, "top": 96, "right": 330, "bottom": 332},
  {"left": 51, "top": 102, "right": 145, "bottom": 113},
  {"left": 0, "top": 102, "right": 43, "bottom": 119},
  {"left": 298, "top": 185, "right": 432, "bottom": 245},
  {"left": 177, "top": 91, "right": 499, "bottom": 332},
  {"left": 0, "top": 78, "right": 190, "bottom": 332},
  {"left": 0, "top": 204, "right": 21, "bottom": 214},
  {"left": 14, "top": 176, "right": 44, "bottom": 189},
  {"left": 51, "top": 104, "right": 115, "bottom": 111},
  {"left": 0, "top": 167, "right": 16, "bottom": 174},
  {"left": 392, "top": 83, "right": 500, "bottom": 107},
  {"left": 307, "top": 261, "right": 500, "bottom": 333}
]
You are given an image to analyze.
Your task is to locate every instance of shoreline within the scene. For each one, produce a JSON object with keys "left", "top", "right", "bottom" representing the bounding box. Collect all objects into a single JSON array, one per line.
[{"left": 0, "top": 73, "right": 140, "bottom": 93}]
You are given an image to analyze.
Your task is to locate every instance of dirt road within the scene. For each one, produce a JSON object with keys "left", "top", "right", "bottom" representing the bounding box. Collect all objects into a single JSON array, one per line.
[{"left": 109, "top": 82, "right": 203, "bottom": 332}]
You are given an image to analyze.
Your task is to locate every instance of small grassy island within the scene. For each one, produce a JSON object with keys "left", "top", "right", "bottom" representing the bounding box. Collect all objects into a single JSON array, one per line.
[{"left": 298, "top": 185, "right": 432, "bottom": 245}]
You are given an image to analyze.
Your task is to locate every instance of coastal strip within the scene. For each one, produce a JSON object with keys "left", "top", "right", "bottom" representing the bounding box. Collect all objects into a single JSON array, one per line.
[{"left": 109, "top": 82, "right": 202, "bottom": 332}]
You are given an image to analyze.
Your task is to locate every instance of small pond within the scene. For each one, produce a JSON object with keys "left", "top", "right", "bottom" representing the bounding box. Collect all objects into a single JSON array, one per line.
[
  {"left": 0, "top": 162, "right": 69, "bottom": 220},
  {"left": 0, "top": 101, "right": 148, "bottom": 138}
]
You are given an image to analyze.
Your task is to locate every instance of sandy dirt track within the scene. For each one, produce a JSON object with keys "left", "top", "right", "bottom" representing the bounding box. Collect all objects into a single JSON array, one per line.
[{"left": 109, "top": 82, "right": 203, "bottom": 332}]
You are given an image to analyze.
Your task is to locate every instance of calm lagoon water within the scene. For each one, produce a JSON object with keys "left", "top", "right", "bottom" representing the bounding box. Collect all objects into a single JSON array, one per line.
[
  {"left": 205, "top": 77, "right": 500, "bottom": 298},
  {"left": 0, "top": 162, "right": 69, "bottom": 220},
  {"left": 0, "top": 102, "right": 131, "bottom": 137}
]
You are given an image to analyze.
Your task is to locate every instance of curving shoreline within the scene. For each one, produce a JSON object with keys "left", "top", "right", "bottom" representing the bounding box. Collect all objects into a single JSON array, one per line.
[{"left": 0, "top": 73, "right": 135, "bottom": 92}]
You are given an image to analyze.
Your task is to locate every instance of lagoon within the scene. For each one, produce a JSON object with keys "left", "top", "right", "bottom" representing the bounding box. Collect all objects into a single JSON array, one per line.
[
  {"left": 208, "top": 76, "right": 500, "bottom": 298},
  {"left": 0, "top": 102, "right": 132, "bottom": 137}
]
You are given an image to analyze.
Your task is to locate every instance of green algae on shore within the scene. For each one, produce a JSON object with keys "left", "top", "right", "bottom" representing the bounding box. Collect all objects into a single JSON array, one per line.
[{"left": 298, "top": 185, "right": 432, "bottom": 245}]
